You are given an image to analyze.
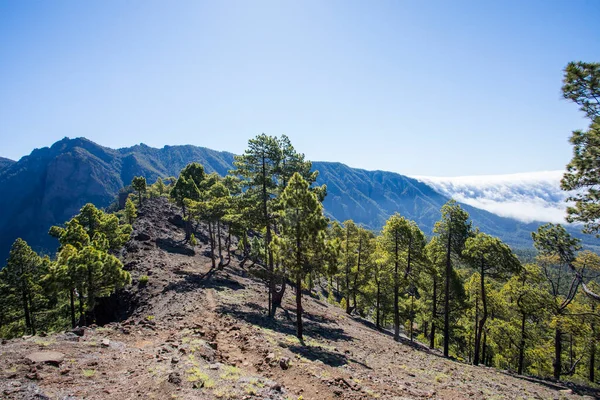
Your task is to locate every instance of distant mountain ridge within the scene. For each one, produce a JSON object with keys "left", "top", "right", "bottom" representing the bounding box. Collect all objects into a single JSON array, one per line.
[
  {"left": 0, "top": 157, "right": 14, "bottom": 171},
  {"left": 0, "top": 137, "right": 593, "bottom": 261}
]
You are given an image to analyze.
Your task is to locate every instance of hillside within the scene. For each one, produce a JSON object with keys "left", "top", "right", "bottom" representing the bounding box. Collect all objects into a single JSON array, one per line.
[
  {"left": 0, "top": 137, "right": 590, "bottom": 261},
  {"left": 1, "top": 197, "right": 596, "bottom": 400}
]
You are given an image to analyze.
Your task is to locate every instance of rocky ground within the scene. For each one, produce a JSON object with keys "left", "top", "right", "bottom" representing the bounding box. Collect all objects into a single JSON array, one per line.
[{"left": 1, "top": 197, "right": 599, "bottom": 400}]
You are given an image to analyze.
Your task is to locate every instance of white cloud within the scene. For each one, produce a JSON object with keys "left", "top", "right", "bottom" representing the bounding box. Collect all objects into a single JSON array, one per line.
[{"left": 413, "top": 171, "right": 572, "bottom": 223}]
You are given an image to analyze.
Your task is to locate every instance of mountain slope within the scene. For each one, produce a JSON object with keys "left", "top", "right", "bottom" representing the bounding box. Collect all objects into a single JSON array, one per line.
[
  {"left": 0, "top": 137, "right": 591, "bottom": 261},
  {"left": 2, "top": 196, "right": 596, "bottom": 400}
]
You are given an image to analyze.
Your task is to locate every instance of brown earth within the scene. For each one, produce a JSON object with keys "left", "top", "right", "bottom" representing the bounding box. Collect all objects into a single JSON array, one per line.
[{"left": 1, "top": 197, "right": 598, "bottom": 400}]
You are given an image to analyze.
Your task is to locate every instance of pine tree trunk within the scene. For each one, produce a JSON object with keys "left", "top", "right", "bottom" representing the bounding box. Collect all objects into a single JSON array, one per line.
[
  {"left": 410, "top": 292, "right": 414, "bottom": 342},
  {"left": 21, "top": 285, "right": 32, "bottom": 335},
  {"left": 352, "top": 236, "right": 362, "bottom": 313},
  {"left": 345, "top": 227, "right": 352, "bottom": 315},
  {"left": 430, "top": 274, "right": 437, "bottom": 349},
  {"left": 570, "top": 334, "right": 574, "bottom": 371},
  {"left": 208, "top": 222, "right": 216, "bottom": 269},
  {"left": 394, "top": 234, "right": 400, "bottom": 342},
  {"left": 295, "top": 274, "right": 303, "bottom": 340},
  {"left": 376, "top": 281, "right": 381, "bottom": 330},
  {"left": 554, "top": 328, "right": 562, "bottom": 380},
  {"left": 518, "top": 312, "right": 526, "bottom": 375},
  {"left": 482, "top": 330, "right": 487, "bottom": 366},
  {"left": 474, "top": 262, "right": 487, "bottom": 366},
  {"left": 590, "top": 308, "right": 596, "bottom": 382},
  {"left": 590, "top": 329, "right": 596, "bottom": 382},
  {"left": 474, "top": 292, "right": 479, "bottom": 365},
  {"left": 226, "top": 225, "right": 232, "bottom": 266},
  {"left": 70, "top": 287, "right": 76, "bottom": 329},
  {"left": 217, "top": 221, "right": 223, "bottom": 268},
  {"left": 443, "top": 227, "right": 452, "bottom": 357},
  {"left": 27, "top": 290, "right": 36, "bottom": 335},
  {"left": 78, "top": 290, "right": 86, "bottom": 326},
  {"left": 87, "top": 268, "right": 95, "bottom": 325}
]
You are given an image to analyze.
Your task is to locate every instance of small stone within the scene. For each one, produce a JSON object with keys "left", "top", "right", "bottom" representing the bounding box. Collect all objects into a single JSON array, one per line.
[
  {"left": 71, "top": 327, "right": 86, "bottom": 336},
  {"left": 168, "top": 372, "right": 182, "bottom": 385},
  {"left": 279, "top": 357, "right": 290, "bottom": 370},
  {"left": 171, "top": 357, "right": 180, "bottom": 364},
  {"left": 26, "top": 372, "right": 40, "bottom": 380},
  {"left": 101, "top": 339, "right": 110, "bottom": 347}
]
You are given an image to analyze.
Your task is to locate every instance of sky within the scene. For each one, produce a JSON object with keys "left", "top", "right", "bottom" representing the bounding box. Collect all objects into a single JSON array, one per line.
[{"left": 0, "top": 0, "right": 599, "bottom": 176}]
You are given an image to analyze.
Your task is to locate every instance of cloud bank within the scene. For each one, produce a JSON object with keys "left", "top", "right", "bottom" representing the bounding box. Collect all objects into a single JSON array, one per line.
[{"left": 413, "top": 171, "right": 571, "bottom": 223}]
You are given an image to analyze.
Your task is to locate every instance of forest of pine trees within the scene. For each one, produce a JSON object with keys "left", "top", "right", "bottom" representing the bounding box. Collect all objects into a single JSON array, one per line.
[{"left": 1, "top": 62, "right": 600, "bottom": 385}]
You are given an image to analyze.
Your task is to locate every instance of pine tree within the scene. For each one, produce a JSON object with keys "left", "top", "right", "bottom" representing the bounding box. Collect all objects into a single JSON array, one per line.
[
  {"left": 154, "top": 177, "right": 167, "bottom": 196},
  {"left": 463, "top": 232, "right": 521, "bottom": 365},
  {"left": 50, "top": 203, "right": 131, "bottom": 252},
  {"left": 434, "top": 200, "right": 472, "bottom": 357},
  {"left": 1, "top": 239, "right": 44, "bottom": 335},
  {"left": 132, "top": 176, "right": 147, "bottom": 206},
  {"left": 273, "top": 173, "right": 327, "bottom": 340},
  {"left": 53, "top": 244, "right": 84, "bottom": 328},
  {"left": 381, "top": 214, "right": 426, "bottom": 341},
  {"left": 125, "top": 197, "right": 137, "bottom": 225},
  {"left": 232, "top": 134, "right": 281, "bottom": 317}
]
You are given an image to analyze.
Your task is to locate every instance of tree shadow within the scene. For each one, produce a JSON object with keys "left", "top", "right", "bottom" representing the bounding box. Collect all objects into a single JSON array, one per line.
[
  {"left": 217, "top": 302, "right": 353, "bottom": 344},
  {"left": 350, "top": 315, "right": 435, "bottom": 353},
  {"left": 162, "top": 267, "right": 245, "bottom": 294},
  {"left": 287, "top": 344, "right": 349, "bottom": 367},
  {"left": 156, "top": 237, "right": 195, "bottom": 256},
  {"left": 500, "top": 371, "right": 600, "bottom": 398}
]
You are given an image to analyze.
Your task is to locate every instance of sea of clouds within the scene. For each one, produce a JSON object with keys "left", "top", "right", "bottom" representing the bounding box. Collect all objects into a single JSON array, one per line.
[{"left": 413, "top": 171, "right": 571, "bottom": 224}]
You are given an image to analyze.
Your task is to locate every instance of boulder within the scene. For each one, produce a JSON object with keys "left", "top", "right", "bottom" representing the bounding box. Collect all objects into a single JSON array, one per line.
[{"left": 25, "top": 351, "right": 65, "bottom": 367}]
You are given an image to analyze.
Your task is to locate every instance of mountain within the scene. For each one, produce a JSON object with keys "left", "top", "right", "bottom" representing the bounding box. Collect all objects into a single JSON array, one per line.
[
  {"left": 314, "top": 163, "right": 569, "bottom": 248},
  {"left": 0, "top": 157, "right": 15, "bottom": 171},
  {"left": 0, "top": 137, "right": 592, "bottom": 261},
  {"left": 415, "top": 171, "right": 569, "bottom": 224},
  {"left": 0, "top": 138, "right": 235, "bottom": 260}
]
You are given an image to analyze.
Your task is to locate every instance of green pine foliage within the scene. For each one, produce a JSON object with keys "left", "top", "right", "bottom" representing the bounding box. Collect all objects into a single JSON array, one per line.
[{"left": 0, "top": 203, "right": 132, "bottom": 337}]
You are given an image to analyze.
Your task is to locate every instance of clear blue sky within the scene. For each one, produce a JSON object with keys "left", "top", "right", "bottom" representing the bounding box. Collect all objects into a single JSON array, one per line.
[{"left": 0, "top": 0, "right": 598, "bottom": 176}]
